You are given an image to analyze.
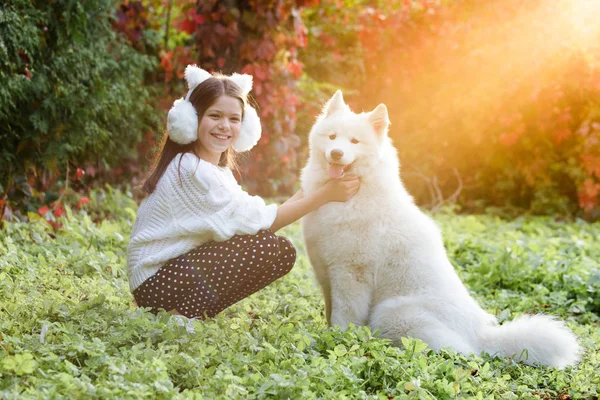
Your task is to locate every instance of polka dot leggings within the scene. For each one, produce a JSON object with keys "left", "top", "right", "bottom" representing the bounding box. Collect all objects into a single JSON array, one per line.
[{"left": 133, "top": 230, "right": 296, "bottom": 319}]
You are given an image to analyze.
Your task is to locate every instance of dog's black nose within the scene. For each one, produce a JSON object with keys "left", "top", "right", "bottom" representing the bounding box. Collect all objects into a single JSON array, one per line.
[{"left": 330, "top": 149, "right": 344, "bottom": 160}]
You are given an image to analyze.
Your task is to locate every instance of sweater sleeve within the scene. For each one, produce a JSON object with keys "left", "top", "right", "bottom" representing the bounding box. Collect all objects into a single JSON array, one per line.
[
  {"left": 226, "top": 182, "right": 278, "bottom": 236},
  {"left": 176, "top": 154, "right": 278, "bottom": 241}
]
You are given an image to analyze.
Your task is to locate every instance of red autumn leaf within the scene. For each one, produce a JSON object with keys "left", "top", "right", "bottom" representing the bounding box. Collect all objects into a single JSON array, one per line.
[
  {"left": 194, "top": 13, "right": 206, "bottom": 25},
  {"left": 160, "top": 51, "right": 174, "bottom": 82},
  {"left": 18, "top": 49, "right": 29, "bottom": 63},
  {"left": 241, "top": 64, "right": 254, "bottom": 75},
  {"left": 253, "top": 82, "right": 262, "bottom": 96},
  {"left": 38, "top": 205, "right": 49, "bottom": 215},
  {"left": 160, "top": 51, "right": 173, "bottom": 72},
  {"left": 578, "top": 180, "right": 600, "bottom": 211},
  {"left": 255, "top": 40, "right": 276, "bottom": 60},
  {"left": 319, "top": 32, "right": 336, "bottom": 47},
  {"left": 253, "top": 65, "right": 268, "bottom": 81},
  {"left": 259, "top": 135, "right": 270, "bottom": 146},
  {"left": 77, "top": 197, "right": 90, "bottom": 209},
  {"left": 552, "top": 128, "right": 571, "bottom": 145},
  {"left": 580, "top": 154, "right": 600, "bottom": 178},
  {"left": 287, "top": 61, "right": 303, "bottom": 79},
  {"left": 178, "top": 14, "right": 196, "bottom": 35}
]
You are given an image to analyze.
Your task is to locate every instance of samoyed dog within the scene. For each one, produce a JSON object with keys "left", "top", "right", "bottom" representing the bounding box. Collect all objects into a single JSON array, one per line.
[{"left": 300, "top": 90, "right": 581, "bottom": 368}]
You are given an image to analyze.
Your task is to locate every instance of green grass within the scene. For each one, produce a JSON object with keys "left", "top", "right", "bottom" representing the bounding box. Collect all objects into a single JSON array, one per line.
[{"left": 1, "top": 189, "right": 599, "bottom": 399}]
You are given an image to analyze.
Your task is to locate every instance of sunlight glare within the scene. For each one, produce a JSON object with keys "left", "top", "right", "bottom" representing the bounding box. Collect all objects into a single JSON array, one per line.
[{"left": 565, "top": 0, "right": 600, "bottom": 50}]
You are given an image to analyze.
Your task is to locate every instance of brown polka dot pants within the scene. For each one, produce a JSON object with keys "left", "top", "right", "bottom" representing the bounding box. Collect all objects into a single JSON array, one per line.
[{"left": 133, "top": 230, "right": 296, "bottom": 319}]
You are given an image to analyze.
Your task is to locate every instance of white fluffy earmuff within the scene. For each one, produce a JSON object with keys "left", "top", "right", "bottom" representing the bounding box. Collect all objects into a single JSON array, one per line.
[{"left": 166, "top": 65, "right": 262, "bottom": 152}]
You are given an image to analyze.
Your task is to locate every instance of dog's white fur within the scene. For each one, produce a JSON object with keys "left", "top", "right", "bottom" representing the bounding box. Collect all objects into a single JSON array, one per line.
[{"left": 300, "top": 91, "right": 582, "bottom": 368}]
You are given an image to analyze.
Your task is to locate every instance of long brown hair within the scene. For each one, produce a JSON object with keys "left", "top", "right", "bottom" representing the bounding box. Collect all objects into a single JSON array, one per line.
[{"left": 143, "top": 76, "right": 245, "bottom": 194}]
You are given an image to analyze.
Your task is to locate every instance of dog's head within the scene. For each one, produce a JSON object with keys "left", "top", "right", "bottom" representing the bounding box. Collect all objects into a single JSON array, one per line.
[{"left": 307, "top": 90, "right": 391, "bottom": 178}]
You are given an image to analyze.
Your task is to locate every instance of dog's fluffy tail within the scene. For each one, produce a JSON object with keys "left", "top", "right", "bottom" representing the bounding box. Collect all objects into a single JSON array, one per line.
[{"left": 479, "top": 314, "right": 581, "bottom": 369}]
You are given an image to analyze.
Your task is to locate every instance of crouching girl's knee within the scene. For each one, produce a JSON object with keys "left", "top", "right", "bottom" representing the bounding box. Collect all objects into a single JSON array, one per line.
[
  {"left": 276, "top": 236, "right": 296, "bottom": 272},
  {"left": 255, "top": 229, "right": 279, "bottom": 247},
  {"left": 249, "top": 230, "right": 282, "bottom": 263},
  {"left": 253, "top": 231, "right": 296, "bottom": 266},
  {"left": 277, "top": 236, "right": 296, "bottom": 257}
]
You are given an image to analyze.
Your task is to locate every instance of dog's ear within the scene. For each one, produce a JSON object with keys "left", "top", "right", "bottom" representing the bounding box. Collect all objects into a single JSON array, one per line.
[
  {"left": 369, "top": 103, "right": 391, "bottom": 136},
  {"left": 322, "top": 90, "right": 346, "bottom": 117}
]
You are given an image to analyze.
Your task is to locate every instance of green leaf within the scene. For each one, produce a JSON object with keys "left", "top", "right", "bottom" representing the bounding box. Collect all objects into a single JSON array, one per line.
[
  {"left": 333, "top": 344, "right": 347, "bottom": 357},
  {"left": 2, "top": 353, "right": 37, "bottom": 376}
]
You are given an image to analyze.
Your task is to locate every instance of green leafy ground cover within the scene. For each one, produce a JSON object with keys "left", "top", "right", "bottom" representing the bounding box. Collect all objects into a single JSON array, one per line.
[{"left": 1, "top": 189, "right": 599, "bottom": 399}]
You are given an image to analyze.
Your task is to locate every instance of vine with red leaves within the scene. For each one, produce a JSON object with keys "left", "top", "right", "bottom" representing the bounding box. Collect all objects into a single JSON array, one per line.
[{"left": 134, "top": 0, "right": 312, "bottom": 196}]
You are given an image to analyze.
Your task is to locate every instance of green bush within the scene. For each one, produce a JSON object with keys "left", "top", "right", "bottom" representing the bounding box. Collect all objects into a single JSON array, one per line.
[{"left": 0, "top": 0, "right": 157, "bottom": 213}]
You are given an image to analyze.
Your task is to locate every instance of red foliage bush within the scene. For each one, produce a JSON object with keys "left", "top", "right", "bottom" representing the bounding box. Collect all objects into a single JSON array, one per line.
[{"left": 117, "top": 0, "right": 311, "bottom": 197}]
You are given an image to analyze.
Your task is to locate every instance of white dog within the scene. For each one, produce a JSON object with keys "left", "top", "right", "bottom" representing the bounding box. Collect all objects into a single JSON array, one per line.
[{"left": 300, "top": 90, "right": 581, "bottom": 368}]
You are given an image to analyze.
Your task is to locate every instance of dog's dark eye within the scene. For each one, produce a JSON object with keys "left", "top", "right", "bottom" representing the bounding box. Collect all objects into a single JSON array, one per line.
[
  {"left": 351, "top": 138, "right": 359, "bottom": 144},
  {"left": 329, "top": 134, "right": 336, "bottom": 140}
]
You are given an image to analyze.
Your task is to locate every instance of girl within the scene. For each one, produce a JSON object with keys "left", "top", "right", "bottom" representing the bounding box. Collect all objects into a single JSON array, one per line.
[{"left": 127, "top": 65, "right": 360, "bottom": 319}]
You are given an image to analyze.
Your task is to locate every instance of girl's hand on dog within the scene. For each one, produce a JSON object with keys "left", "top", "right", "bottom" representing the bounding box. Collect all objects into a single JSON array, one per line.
[{"left": 323, "top": 175, "right": 361, "bottom": 202}]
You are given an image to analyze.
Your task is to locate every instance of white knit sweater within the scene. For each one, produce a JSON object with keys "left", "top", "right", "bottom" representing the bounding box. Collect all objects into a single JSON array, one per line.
[{"left": 127, "top": 153, "right": 278, "bottom": 292}]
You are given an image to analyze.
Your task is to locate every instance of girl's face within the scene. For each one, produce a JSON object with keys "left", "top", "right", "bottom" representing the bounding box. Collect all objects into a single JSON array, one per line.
[{"left": 196, "top": 95, "right": 243, "bottom": 164}]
